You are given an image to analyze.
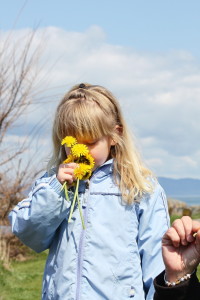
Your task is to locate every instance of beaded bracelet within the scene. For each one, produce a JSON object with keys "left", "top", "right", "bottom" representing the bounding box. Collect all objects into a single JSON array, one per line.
[{"left": 164, "top": 272, "right": 192, "bottom": 287}]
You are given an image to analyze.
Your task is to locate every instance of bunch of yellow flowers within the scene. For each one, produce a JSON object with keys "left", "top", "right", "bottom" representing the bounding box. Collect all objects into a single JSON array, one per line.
[{"left": 61, "top": 136, "right": 95, "bottom": 229}]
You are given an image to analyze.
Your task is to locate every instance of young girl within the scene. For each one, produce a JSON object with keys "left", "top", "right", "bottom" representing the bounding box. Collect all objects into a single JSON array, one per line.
[{"left": 9, "top": 83, "right": 170, "bottom": 300}]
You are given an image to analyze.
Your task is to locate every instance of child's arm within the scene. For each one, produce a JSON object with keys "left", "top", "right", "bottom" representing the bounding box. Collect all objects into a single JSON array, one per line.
[
  {"left": 136, "top": 182, "right": 170, "bottom": 299},
  {"left": 8, "top": 171, "right": 73, "bottom": 253}
]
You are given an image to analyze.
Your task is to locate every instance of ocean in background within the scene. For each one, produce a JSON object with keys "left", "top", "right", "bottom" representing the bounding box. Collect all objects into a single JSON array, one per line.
[{"left": 168, "top": 195, "right": 200, "bottom": 206}]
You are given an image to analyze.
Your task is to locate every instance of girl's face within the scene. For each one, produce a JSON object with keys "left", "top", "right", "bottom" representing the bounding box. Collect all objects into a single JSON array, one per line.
[{"left": 65, "top": 136, "right": 115, "bottom": 169}]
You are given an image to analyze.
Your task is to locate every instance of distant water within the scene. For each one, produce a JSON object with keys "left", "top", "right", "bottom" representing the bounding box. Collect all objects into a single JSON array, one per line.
[{"left": 168, "top": 195, "right": 200, "bottom": 206}]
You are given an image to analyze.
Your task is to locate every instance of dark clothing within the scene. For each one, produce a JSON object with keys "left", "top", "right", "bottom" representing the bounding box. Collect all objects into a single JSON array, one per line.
[{"left": 154, "top": 270, "right": 200, "bottom": 300}]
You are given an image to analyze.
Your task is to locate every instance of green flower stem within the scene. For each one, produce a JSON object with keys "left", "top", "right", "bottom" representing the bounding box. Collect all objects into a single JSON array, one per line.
[
  {"left": 61, "top": 181, "right": 66, "bottom": 191},
  {"left": 64, "top": 184, "right": 70, "bottom": 202},
  {"left": 77, "top": 189, "right": 86, "bottom": 229},
  {"left": 68, "top": 179, "right": 86, "bottom": 229},
  {"left": 68, "top": 178, "right": 79, "bottom": 223},
  {"left": 61, "top": 182, "right": 70, "bottom": 202}
]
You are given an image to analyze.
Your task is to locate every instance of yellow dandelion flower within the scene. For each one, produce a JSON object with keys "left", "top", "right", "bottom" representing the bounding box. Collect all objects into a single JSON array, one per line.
[
  {"left": 78, "top": 153, "right": 94, "bottom": 168},
  {"left": 61, "top": 139, "right": 95, "bottom": 230},
  {"left": 82, "top": 171, "right": 92, "bottom": 180},
  {"left": 63, "top": 154, "right": 74, "bottom": 164},
  {"left": 81, "top": 163, "right": 93, "bottom": 180},
  {"left": 71, "top": 144, "right": 89, "bottom": 158},
  {"left": 61, "top": 136, "right": 77, "bottom": 147},
  {"left": 73, "top": 153, "right": 95, "bottom": 168},
  {"left": 85, "top": 153, "right": 95, "bottom": 168},
  {"left": 74, "top": 163, "right": 92, "bottom": 180}
]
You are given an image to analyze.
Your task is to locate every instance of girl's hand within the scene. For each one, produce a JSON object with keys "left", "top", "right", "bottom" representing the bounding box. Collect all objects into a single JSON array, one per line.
[
  {"left": 57, "top": 163, "right": 77, "bottom": 184},
  {"left": 162, "top": 216, "right": 200, "bottom": 282}
]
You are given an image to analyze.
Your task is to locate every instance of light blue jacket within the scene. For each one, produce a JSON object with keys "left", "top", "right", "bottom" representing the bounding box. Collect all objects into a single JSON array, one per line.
[{"left": 9, "top": 160, "right": 170, "bottom": 300}]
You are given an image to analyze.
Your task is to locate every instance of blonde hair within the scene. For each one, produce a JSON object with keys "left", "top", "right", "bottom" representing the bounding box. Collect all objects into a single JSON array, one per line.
[{"left": 48, "top": 83, "right": 153, "bottom": 203}]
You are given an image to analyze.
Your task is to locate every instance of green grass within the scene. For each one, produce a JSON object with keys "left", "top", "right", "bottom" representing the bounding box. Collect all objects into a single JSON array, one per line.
[
  {"left": 0, "top": 251, "right": 47, "bottom": 300},
  {"left": 0, "top": 249, "right": 199, "bottom": 300},
  {"left": 192, "top": 213, "right": 200, "bottom": 220},
  {"left": 197, "top": 267, "right": 200, "bottom": 280},
  {"left": 170, "top": 213, "right": 200, "bottom": 224}
]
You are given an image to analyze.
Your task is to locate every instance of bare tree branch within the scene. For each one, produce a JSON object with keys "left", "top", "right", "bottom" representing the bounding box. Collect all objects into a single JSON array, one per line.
[
  {"left": 0, "top": 29, "right": 46, "bottom": 224},
  {"left": 0, "top": 29, "right": 41, "bottom": 143}
]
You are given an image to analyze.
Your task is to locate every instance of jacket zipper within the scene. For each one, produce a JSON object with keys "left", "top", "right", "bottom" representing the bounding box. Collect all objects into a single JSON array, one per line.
[
  {"left": 75, "top": 171, "right": 99, "bottom": 300},
  {"left": 76, "top": 206, "right": 87, "bottom": 300}
]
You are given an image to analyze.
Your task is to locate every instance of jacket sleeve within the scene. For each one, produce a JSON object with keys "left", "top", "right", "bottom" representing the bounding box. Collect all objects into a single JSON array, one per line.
[
  {"left": 136, "top": 182, "right": 170, "bottom": 300},
  {"left": 8, "top": 173, "right": 71, "bottom": 253},
  {"left": 153, "top": 270, "right": 200, "bottom": 300}
]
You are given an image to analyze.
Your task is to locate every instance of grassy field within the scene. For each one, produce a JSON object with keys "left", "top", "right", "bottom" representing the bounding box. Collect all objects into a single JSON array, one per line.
[
  {"left": 170, "top": 213, "right": 200, "bottom": 224},
  {"left": 0, "top": 254, "right": 199, "bottom": 300},
  {"left": 0, "top": 214, "right": 200, "bottom": 299},
  {"left": 0, "top": 251, "right": 47, "bottom": 300}
]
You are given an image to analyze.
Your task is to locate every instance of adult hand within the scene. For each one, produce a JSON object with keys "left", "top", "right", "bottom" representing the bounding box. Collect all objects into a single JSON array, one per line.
[{"left": 162, "top": 216, "right": 200, "bottom": 282}]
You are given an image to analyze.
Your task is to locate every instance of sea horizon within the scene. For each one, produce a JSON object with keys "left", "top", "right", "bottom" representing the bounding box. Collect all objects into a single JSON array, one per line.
[{"left": 167, "top": 195, "right": 200, "bottom": 206}]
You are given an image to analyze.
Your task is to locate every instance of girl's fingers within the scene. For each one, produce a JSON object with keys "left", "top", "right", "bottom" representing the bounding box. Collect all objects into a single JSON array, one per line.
[
  {"left": 63, "top": 166, "right": 77, "bottom": 181},
  {"left": 62, "top": 173, "right": 74, "bottom": 184},
  {"left": 63, "top": 168, "right": 75, "bottom": 176},
  {"left": 61, "top": 163, "right": 77, "bottom": 170},
  {"left": 57, "top": 172, "right": 73, "bottom": 184},
  {"left": 60, "top": 163, "right": 77, "bottom": 175},
  {"left": 57, "top": 163, "right": 77, "bottom": 184}
]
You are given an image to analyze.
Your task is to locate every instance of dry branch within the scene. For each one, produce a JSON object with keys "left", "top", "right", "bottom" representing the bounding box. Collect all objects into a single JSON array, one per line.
[{"left": 0, "top": 29, "right": 44, "bottom": 224}]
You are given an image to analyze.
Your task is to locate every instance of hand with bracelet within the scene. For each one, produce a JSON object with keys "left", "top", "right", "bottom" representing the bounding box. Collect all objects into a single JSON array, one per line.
[
  {"left": 163, "top": 216, "right": 200, "bottom": 284},
  {"left": 154, "top": 216, "right": 200, "bottom": 300}
]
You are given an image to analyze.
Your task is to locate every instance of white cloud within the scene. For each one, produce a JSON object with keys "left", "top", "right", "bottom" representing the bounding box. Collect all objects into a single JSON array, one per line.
[{"left": 2, "top": 26, "right": 200, "bottom": 178}]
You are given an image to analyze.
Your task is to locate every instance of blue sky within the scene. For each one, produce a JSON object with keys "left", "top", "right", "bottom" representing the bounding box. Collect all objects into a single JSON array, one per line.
[
  {"left": 1, "top": 0, "right": 200, "bottom": 179},
  {"left": 1, "top": 0, "right": 200, "bottom": 55}
]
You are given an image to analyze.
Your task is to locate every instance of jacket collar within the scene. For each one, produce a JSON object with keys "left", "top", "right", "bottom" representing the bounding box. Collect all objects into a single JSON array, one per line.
[
  {"left": 91, "top": 159, "right": 113, "bottom": 181},
  {"left": 78, "top": 159, "right": 113, "bottom": 192}
]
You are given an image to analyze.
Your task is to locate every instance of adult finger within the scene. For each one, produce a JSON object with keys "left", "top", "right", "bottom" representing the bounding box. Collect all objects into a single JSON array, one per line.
[
  {"left": 195, "top": 230, "right": 200, "bottom": 253},
  {"left": 162, "top": 227, "right": 181, "bottom": 248},
  {"left": 181, "top": 216, "right": 193, "bottom": 242},
  {"left": 192, "top": 220, "right": 200, "bottom": 233},
  {"left": 172, "top": 218, "right": 188, "bottom": 245}
]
